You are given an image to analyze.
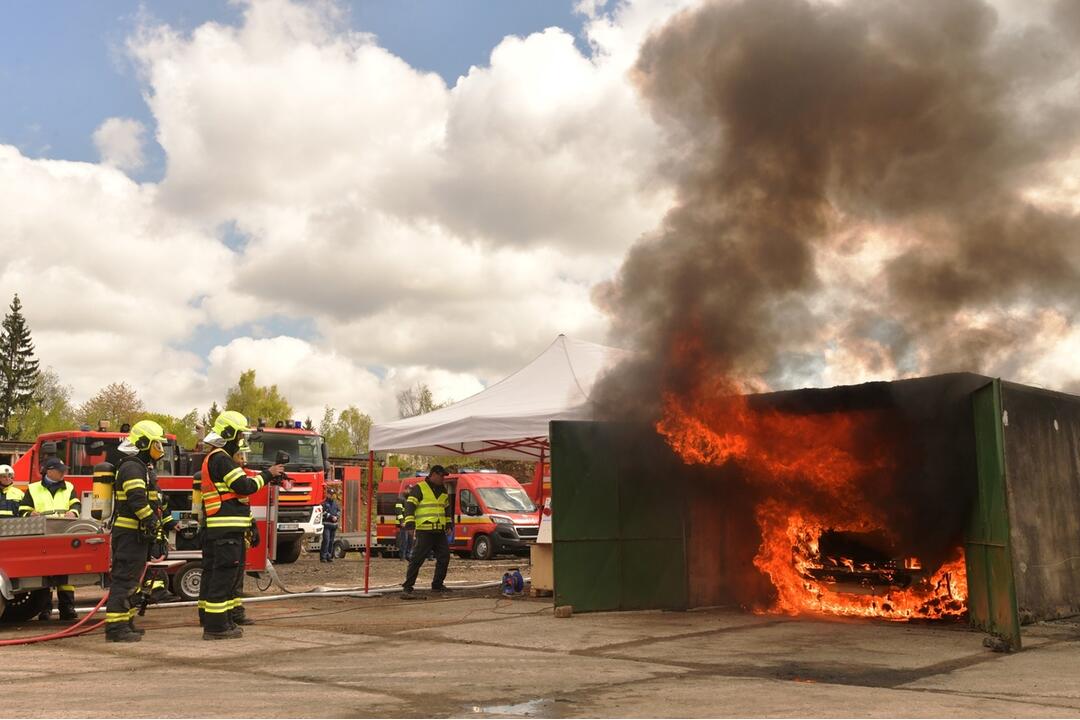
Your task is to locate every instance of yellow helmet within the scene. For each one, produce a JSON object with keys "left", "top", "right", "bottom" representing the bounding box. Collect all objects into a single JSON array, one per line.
[
  {"left": 128, "top": 420, "right": 167, "bottom": 451},
  {"left": 213, "top": 410, "right": 249, "bottom": 441}
]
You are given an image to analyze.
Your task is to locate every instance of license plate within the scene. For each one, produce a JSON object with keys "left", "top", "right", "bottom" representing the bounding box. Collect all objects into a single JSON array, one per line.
[{"left": 277, "top": 523, "right": 300, "bottom": 531}]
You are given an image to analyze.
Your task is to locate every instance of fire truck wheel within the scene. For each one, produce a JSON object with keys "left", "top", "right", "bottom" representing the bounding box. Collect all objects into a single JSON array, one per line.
[
  {"left": 275, "top": 538, "right": 303, "bottom": 564},
  {"left": 173, "top": 562, "right": 203, "bottom": 602},
  {"left": 471, "top": 534, "right": 494, "bottom": 561},
  {"left": 0, "top": 589, "right": 50, "bottom": 623}
]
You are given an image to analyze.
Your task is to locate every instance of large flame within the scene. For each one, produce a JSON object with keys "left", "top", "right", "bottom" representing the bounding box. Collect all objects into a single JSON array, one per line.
[{"left": 658, "top": 382, "right": 967, "bottom": 621}]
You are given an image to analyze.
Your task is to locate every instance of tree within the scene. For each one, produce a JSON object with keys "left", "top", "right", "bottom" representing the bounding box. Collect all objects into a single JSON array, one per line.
[
  {"left": 223, "top": 370, "right": 293, "bottom": 425},
  {"left": 202, "top": 401, "right": 220, "bottom": 430},
  {"left": 303, "top": 416, "right": 315, "bottom": 431},
  {"left": 0, "top": 294, "right": 41, "bottom": 437},
  {"left": 320, "top": 405, "right": 373, "bottom": 457},
  {"left": 11, "top": 367, "right": 76, "bottom": 439},
  {"left": 78, "top": 382, "right": 145, "bottom": 429},
  {"left": 396, "top": 382, "right": 449, "bottom": 419}
]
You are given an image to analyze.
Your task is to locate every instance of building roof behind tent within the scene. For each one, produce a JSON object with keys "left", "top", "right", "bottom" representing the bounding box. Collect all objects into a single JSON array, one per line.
[{"left": 369, "top": 335, "right": 631, "bottom": 460}]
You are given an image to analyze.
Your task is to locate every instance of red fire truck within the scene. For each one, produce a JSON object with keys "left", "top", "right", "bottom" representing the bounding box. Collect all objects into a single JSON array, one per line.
[
  {"left": 375, "top": 470, "right": 539, "bottom": 560},
  {"left": 9, "top": 430, "right": 279, "bottom": 601},
  {"left": 0, "top": 516, "right": 111, "bottom": 621}
]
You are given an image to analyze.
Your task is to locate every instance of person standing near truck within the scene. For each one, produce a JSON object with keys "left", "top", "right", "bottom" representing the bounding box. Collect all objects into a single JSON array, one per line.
[
  {"left": 200, "top": 410, "right": 283, "bottom": 640},
  {"left": 400, "top": 465, "right": 454, "bottom": 596},
  {"left": 19, "top": 457, "right": 80, "bottom": 621},
  {"left": 0, "top": 464, "right": 22, "bottom": 517},
  {"left": 104, "top": 420, "right": 171, "bottom": 642},
  {"left": 320, "top": 490, "right": 340, "bottom": 563}
]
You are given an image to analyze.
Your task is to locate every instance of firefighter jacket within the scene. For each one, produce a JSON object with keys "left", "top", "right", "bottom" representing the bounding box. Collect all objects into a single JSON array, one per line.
[
  {"left": 112, "top": 456, "right": 158, "bottom": 533},
  {"left": 0, "top": 485, "right": 24, "bottom": 517},
  {"left": 402, "top": 481, "right": 451, "bottom": 531},
  {"left": 394, "top": 501, "right": 405, "bottom": 525},
  {"left": 203, "top": 449, "right": 274, "bottom": 537},
  {"left": 19, "top": 480, "right": 80, "bottom": 516}
]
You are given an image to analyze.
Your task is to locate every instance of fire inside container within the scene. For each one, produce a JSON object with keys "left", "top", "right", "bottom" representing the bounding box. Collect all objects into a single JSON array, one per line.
[{"left": 551, "top": 373, "right": 1080, "bottom": 651}]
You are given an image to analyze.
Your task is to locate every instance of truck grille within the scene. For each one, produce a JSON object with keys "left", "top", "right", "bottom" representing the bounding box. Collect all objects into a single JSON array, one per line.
[
  {"left": 515, "top": 526, "right": 540, "bottom": 540},
  {"left": 278, "top": 508, "right": 313, "bottom": 524}
]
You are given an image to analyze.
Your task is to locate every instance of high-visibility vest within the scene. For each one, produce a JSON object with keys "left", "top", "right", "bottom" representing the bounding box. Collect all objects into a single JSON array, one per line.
[
  {"left": 0, "top": 485, "right": 24, "bottom": 516},
  {"left": 200, "top": 448, "right": 235, "bottom": 516},
  {"left": 413, "top": 481, "right": 449, "bottom": 531},
  {"left": 27, "top": 481, "right": 75, "bottom": 515}
]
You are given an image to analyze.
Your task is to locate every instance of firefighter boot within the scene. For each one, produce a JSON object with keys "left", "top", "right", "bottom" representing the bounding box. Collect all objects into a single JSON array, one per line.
[
  {"left": 128, "top": 619, "right": 146, "bottom": 635},
  {"left": 105, "top": 625, "right": 142, "bottom": 643},
  {"left": 202, "top": 627, "right": 243, "bottom": 640},
  {"left": 58, "top": 589, "right": 78, "bottom": 622},
  {"left": 230, "top": 608, "right": 255, "bottom": 626}
]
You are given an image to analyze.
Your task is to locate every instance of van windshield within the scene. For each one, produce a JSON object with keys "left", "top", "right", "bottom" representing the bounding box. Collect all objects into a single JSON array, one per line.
[{"left": 476, "top": 487, "right": 535, "bottom": 513}]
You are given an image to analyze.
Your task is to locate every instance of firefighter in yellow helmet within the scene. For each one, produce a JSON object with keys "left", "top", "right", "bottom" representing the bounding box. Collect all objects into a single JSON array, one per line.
[
  {"left": 0, "top": 464, "right": 22, "bottom": 517},
  {"left": 198, "top": 410, "right": 283, "bottom": 640},
  {"left": 104, "top": 420, "right": 171, "bottom": 642}
]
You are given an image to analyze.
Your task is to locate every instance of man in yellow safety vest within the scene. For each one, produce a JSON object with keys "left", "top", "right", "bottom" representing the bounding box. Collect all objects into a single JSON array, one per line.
[
  {"left": 400, "top": 465, "right": 454, "bottom": 596},
  {"left": 19, "top": 457, "right": 80, "bottom": 620}
]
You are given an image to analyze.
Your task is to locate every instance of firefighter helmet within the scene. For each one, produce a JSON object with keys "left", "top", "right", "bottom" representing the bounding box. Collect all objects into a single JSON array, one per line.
[
  {"left": 213, "top": 410, "right": 249, "bottom": 441},
  {"left": 128, "top": 420, "right": 167, "bottom": 451},
  {"left": 0, "top": 464, "right": 13, "bottom": 475}
]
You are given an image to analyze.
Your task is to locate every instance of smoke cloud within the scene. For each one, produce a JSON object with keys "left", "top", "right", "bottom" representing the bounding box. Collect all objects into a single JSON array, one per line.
[{"left": 595, "top": 0, "right": 1080, "bottom": 417}]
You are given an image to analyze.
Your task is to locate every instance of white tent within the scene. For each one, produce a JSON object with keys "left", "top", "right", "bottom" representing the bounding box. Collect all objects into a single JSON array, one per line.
[{"left": 369, "top": 335, "right": 629, "bottom": 461}]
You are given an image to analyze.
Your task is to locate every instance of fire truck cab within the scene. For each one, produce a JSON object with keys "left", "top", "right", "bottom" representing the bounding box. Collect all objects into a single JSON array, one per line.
[{"left": 377, "top": 471, "right": 539, "bottom": 560}]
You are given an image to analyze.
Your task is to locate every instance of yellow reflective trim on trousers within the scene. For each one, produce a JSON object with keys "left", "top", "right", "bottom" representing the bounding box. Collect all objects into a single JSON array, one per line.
[
  {"left": 113, "top": 517, "right": 140, "bottom": 530},
  {"left": 203, "top": 601, "right": 231, "bottom": 613},
  {"left": 198, "top": 600, "right": 206, "bottom": 610},
  {"left": 135, "top": 505, "right": 153, "bottom": 519},
  {"left": 205, "top": 516, "right": 253, "bottom": 528},
  {"left": 58, "top": 585, "right": 75, "bottom": 592},
  {"left": 122, "top": 479, "right": 147, "bottom": 492}
]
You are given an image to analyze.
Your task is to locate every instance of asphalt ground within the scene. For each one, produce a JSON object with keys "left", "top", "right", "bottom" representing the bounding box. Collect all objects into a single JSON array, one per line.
[{"left": 1, "top": 552, "right": 1079, "bottom": 718}]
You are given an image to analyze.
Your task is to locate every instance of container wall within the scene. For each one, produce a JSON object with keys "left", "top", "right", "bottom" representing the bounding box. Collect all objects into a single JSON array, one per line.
[
  {"left": 551, "top": 421, "right": 688, "bottom": 612},
  {"left": 1001, "top": 382, "right": 1080, "bottom": 622}
]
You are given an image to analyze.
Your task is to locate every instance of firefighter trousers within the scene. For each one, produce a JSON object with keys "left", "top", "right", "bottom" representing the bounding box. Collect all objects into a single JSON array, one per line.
[
  {"left": 403, "top": 530, "right": 450, "bottom": 590},
  {"left": 105, "top": 530, "right": 150, "bottom": 636},
  {"left": 201, "top": 533, "right": 245, "bottom": 633}
]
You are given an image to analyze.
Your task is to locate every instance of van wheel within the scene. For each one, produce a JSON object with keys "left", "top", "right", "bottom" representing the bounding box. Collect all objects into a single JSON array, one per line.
[
  {"left": 173, "top": 562, "right": 203, "bottom": 602},
  {"left": 0, "top": 589, "right": 49, "bottom": 623},
  {"left": 472, "top": 534, "right": 494, "bottom": 561},
  {"left": 276, "top": 538, "right": 303, "bottom": 564}
]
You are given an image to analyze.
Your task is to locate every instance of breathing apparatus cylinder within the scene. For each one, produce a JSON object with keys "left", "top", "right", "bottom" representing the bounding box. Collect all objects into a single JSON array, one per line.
[{"left": 91, "top": 462, "right": 116, "bottom": 520}]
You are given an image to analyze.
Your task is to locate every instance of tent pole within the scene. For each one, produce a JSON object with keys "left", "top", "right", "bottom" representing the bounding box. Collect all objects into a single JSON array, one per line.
[{"left": 364, "top": 450, "right": 375, "bottom": 593}]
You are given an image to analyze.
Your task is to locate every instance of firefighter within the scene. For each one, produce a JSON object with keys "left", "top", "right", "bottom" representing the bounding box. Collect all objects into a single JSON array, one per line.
[
  {"left": 199, "top": 410, "right": 283, "bottom": 640},
  {"left": 400, "top": 465, "right": 454, "bottom": 596},
  {"left": 104, "top": 420, "right": 170, "bottom": 642},
  {"left": 19, "top": 457, "right": 80, "bottom": 619},
  {"left": 0, "top": 464, "right": 22, "bottom": 517}
]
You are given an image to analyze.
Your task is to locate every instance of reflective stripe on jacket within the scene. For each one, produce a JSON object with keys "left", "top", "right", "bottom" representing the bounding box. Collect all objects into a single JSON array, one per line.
[{"left": 0, "top": 485, "right": 24, "bottom": 516}]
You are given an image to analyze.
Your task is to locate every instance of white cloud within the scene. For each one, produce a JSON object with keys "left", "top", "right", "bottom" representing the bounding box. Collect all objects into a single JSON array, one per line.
[{"left": 92, "top": 117, "right": 148, "bottom": 171}]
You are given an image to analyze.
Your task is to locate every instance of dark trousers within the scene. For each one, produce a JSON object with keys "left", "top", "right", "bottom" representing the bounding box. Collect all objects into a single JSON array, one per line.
[
  {"left": 402, "top": 530, "right": 450, "bottom": 591},
  {"left": 201, "top": 533, "right": 244, "bottom": 632},
  {"left": 320, "top": 525, "right": 338, "bottom": 560},
  {"left": 41, "top": 578, "right": 76, "bottom": 617},
  {"left": 105, "top": 530, "right": 149, "bottom": 634}
]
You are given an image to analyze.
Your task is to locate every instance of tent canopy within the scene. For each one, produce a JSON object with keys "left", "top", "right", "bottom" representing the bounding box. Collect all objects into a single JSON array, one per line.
[{"left": 369, "top": 335, "right": 629, "bottom": 460}]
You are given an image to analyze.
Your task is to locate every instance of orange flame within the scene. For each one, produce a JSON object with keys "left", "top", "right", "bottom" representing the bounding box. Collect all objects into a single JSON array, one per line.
[{"left": 658, "top": 384, "right": 968, "bottom": 621}]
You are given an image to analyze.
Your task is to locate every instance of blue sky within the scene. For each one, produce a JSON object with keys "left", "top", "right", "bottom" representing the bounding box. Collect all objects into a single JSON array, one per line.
[{"left": 0, "top": 1, "right": 588, "bottom": 182}]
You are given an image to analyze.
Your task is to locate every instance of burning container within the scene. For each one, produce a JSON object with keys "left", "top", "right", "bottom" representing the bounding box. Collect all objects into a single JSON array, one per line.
[{"left": 550, "top": 373, "right": 1080, "bottom": 650}]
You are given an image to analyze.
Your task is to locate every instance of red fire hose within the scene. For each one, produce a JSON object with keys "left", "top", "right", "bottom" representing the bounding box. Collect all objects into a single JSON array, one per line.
[{"left": 0, "top": 592, "right": 109, "bottom": 646}]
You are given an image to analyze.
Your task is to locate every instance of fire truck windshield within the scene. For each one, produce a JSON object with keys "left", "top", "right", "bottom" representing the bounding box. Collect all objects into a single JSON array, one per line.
[
  {"left": 476, "top": 486, "right": 536, "bottom": 513},
  {"left": 247, "top": 431, "right": 325, "bottom": 472}
]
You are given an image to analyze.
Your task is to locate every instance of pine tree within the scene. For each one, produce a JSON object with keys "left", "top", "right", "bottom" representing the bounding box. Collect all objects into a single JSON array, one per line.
[
  {"left": 203, "top": 401, "right": 221, "bottom": 430},
  {"left": 0, "top": 294, "right": 41, "bottom": 437}
]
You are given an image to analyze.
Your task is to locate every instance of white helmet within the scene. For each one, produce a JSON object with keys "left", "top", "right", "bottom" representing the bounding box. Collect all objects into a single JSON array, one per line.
[{"left": 0, "top": 464, "right": 13, "bottom": 475}]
